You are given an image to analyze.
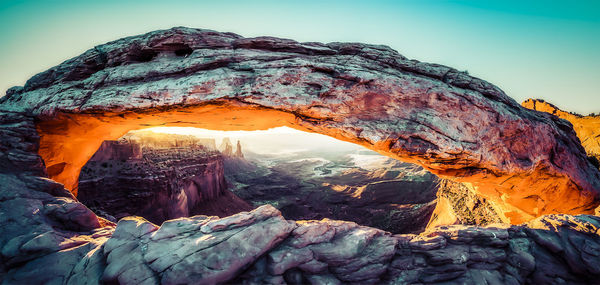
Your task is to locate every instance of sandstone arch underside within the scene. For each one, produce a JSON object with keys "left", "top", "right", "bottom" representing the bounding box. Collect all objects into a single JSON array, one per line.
[{"left": 1, "top": 27, "right": 599, "bottom": 224}]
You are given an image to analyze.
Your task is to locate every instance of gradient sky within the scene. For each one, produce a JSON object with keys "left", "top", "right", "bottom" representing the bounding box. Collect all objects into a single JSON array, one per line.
[{"left": 1, "top": 0, "right": 599, "bottom": 114}]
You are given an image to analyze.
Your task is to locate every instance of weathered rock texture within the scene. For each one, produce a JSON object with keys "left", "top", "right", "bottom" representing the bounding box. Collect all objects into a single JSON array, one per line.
[
  {"left": 1, "top": 27, "right": 600, "bottom": 284},
  {"left": 78, "top": 134, "right": 251, "bottom": 224},
  {"left": 427, "top": 179, "right": 504, "bottom": 229},
  {"left": 523, "top": 98, "right": 600, "bottom": 166},
  {"left": 1, "top": 27, "right": 598, "bottom": 223}
]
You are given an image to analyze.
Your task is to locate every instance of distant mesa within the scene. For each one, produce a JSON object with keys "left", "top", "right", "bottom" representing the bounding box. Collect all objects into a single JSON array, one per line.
[
  {"left": 123, "top": 129, "right": 217, "bottom": 150},
  {"left": 523, "top": 98, "right": 600, "bottom": 168},
  {"left": 78, "top": 131, "right": 251, "bottom": 224}
]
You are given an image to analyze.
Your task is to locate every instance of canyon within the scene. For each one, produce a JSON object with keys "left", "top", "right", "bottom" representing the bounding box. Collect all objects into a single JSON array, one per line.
[
  {"left": 78, "top": 128, "right": 442, "bottom": 234},
  {"left": 1, "top": 27, "right": 600, "bottom": 284},
  {"left": 77, "top": 131, "right": 251, "bottom": 224},
  {"left": 225, "top": 145, "right": 441, "bottom": 234}
]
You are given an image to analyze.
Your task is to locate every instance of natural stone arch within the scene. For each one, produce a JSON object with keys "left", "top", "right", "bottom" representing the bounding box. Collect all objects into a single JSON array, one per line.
[{"left": 2, "top": 27, "right": 599, "bottom": 224}]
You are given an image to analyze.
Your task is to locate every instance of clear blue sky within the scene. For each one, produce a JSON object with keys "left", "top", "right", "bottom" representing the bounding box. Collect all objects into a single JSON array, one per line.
[{"left": 1, "top": 0, "right": 599, "bottom": 114}]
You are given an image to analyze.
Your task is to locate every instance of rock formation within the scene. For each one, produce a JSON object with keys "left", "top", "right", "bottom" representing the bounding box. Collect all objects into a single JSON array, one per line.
[
  {"left": 427, "top": 179, "right": 504, "bottom": 229},
  {"left": 1, "top": 27, "right": 598, "bottom": 223},
  {"left": 123, "top": 130, "right": 218, "bottom": 150},
  {"left": 235, "top": 140, "right": 244, "bottom": 158},
  {"left": 1, "top": 28, "right": 600, "bottom": 283},
  {"left": 220, "top": 137, "right": 234, "bottom": 156},
  {"left": 523, "top": 98, "right": 600, "bottom": 166},
  {"left": 220, "top": 137, "right": 244, "bottom": 158},
  {"left": 78, "top": 135, "right": 251, "bottom": 224}
]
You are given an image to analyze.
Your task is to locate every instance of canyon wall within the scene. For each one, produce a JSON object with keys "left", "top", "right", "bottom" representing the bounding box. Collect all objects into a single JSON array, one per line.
[
  {"left": 523, "top": 98, "right": 600, "bottom": 165},
  {"left": 226, "top": 155, "right": 439, "bottom": 234},
  {"left": 78, "top": 136, "right": 250, "bottom": 224}
]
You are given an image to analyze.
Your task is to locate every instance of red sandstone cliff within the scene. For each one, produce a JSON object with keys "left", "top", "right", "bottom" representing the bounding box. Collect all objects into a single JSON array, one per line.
[
  {"left": 523, "top": 98, "right": 600, "bottom": 164},
  {"left": 78, "top": 134, "right": 250, "bottom": 224}
]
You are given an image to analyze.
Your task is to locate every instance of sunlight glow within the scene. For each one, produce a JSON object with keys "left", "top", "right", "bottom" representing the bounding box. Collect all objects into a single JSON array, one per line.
[
  {"left": 141, "top": 126, "right": 368, "bottom": 155},
  {"left": 146, "top": 126, "right": 298, "bottom": 137}
]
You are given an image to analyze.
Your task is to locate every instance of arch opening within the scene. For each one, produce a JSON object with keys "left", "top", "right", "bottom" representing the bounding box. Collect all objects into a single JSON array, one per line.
[
  {"left": 35, "top": 99, "right": 598, "bottom": 226},
  {"left": 76, "top": 126, "right": 452, "bottom": 233}
]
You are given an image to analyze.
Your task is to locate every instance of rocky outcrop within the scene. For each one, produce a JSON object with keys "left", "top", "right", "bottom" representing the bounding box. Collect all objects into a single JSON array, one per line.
[
  {"left": 427, "top": 179, "right": 504, "bottom": 229},
  {"left": 430, "top": 99, "right": 600, "bottom": 228},
  {"left": 523, "top": 98, "right": 600, "bottom": 166},
  {"left": 220, "top": 137, "right": 234, "bottom": 156},
  {"left": 3, "top": 193, "right": 600, "bottom": 284},
  {"left": 78, "top": 136, "right": 251, "bottom": 224},
  {"left": 235, "top": 140, "right": 244, "bottom": 158},
  {"left": 1, "top": 27, "right": 598, "bottom": 223},
  {"left": 1, "top": 27, "right": 600, "bottom": 283},
  {"left": 100, "top": 205, "right": 294, "bottom": 284}
]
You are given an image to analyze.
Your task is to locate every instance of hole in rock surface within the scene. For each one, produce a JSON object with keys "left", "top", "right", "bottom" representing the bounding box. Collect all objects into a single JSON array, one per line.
[{"left": 77, "top": 126, "right": 441, "bottom": 233}]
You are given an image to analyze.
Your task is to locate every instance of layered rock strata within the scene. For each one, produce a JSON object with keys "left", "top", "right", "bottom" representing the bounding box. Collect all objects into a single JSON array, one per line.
[
  {"left": 523, "top": 98, "right": 600, "bottom": 166},
  {"left": 427, "top": 179, "right": 504, "bottom": 229},
  {"left": 78, "top": 137, "right": 250, "bottom": 224},
  {"left": 1, "top": 27, "right": 598, "bottom": 222}
]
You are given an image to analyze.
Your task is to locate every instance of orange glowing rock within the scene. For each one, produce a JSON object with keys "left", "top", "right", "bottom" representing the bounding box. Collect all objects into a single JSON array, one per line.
[
  {"left": 1, "top": 27, "right": 596, "bottom": 225},
  {"left": 523, "top": 98, "right": 600, "bottom": 162}
]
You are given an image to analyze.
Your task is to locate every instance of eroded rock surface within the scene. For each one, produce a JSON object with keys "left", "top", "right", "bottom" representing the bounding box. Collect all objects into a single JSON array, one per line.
[
  {"left": 1, "top": 28, "right": 600, "bottom": 284},
  {"left": 3, "top": 193, "right": 600, "bottom": 284},
  {"left": 427, "top": 179, "right": 504, "bottom": 229},
  {"left": 523, "top": 98, "right": 600, "bottom": 166},
  {"left": 78, "top": 134, "right": 251, "bottom": 224},
  {"left": 1, "top": 27, "right": 598, "bottom": 222}
]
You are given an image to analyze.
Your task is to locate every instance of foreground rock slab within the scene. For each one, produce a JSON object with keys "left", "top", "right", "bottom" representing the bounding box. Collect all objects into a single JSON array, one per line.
[{"left": 3, "top": 198, "right": 600, "bottom": 284}]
